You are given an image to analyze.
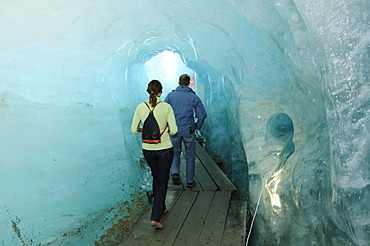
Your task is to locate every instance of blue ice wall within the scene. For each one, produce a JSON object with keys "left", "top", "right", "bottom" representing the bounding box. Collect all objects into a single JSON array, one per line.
[{"left": 0, "top": 0, "right": 368, "bottom": 245}]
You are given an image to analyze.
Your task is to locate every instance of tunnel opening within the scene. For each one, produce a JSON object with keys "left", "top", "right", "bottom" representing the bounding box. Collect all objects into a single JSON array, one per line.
[{"left": 143, "top": 50, "right": 197, "bottom": 98}]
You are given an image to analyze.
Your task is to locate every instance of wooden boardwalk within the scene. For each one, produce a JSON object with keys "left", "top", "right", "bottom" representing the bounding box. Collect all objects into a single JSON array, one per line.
[{"left": 120, "top": 142, "right": 247, "bottom": 246}]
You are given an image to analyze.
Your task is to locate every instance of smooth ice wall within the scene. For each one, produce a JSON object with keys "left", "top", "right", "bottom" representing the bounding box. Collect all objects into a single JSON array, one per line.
[{"left": 0, "top": 0, "right": 368, "bottom": 245}]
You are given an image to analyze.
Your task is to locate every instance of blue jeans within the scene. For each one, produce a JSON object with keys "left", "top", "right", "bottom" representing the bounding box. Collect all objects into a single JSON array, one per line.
[
  {"left": 170, "top": 133, "right": 196, "bottom": 183},
  {"left": 143, "top": 148, "right": 174, "bottom": 222}
]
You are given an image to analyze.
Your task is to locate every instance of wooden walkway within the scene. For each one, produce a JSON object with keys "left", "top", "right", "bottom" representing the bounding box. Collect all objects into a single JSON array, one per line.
[{"left": 120, "top": 142, "right": 247, "bottom": 246}]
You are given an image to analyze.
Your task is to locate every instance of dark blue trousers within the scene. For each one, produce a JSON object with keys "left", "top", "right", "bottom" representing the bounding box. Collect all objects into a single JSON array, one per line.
[
  {"left": 170, "top": 133, "right": 196, "bottom": 183},
  {"left": 143, "top": 147, "right": 174, "bottom": 222}
]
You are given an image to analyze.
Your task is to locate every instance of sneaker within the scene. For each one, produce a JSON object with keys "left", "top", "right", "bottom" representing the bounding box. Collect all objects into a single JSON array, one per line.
[
  {"left": 172, "top": 174, "right": 181, "bottom": 186},
  {"left": 187, "top": 181, "right": 196, "bottom": 188}
]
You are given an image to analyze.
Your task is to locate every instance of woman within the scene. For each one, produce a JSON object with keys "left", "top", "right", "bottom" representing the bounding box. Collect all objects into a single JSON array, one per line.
[{"left": 131, "top": 80, "right": 178, "bottom": 229}]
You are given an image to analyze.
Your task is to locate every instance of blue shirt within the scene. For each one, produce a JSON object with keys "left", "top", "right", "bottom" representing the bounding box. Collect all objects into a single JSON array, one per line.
[{"left": 165, "top": 85, "right": 207, "bottom": 136}]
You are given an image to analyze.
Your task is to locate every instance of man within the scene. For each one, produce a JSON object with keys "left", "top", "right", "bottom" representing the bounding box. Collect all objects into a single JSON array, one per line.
[{"left": 165, "top": 74, "right": 207, "bottom": 187}]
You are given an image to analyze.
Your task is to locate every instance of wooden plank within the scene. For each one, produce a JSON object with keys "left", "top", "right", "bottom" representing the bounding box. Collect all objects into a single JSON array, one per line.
[
  {"left": 173, "top": 191, "right": 215, "bottom": 246},
  {"left": 197, "top": 191, "right": 232, "bottom": 246},
  {"left": 120, "top": 191, "right": 182, "bottom": 246},
  {"left": 165, "top": 191, "right": 183, "bottom": 213},
  {"left": 194, "top": 157, "right": 218, "bottom": 191},
  {"left": 149, "top": 191, "right": 198, "bottom": 246},
  {"left": 195, "top": 142, "right": 236, "bottom": 191},
  {"left": 221, "top": 200, "right": 248, "bottom": 246}
]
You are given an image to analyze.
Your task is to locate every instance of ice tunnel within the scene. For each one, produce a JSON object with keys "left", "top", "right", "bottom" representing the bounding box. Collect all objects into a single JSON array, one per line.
[{"left": 0, "top": 0, "right": 369, "bottom": 245}]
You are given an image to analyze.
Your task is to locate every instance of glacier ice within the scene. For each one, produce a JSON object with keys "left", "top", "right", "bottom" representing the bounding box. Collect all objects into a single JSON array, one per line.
[{"left": 0, "top": 0, "right": 368, "bottom": 245}]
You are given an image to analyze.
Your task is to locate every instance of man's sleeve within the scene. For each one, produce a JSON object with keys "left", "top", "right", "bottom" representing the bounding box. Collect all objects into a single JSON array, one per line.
[{"left": 194, "top": 98, "right": 207, "bottom": 130}]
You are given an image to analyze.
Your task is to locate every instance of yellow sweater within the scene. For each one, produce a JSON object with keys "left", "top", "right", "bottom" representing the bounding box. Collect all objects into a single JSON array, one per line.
[{"left": 131, "top": 98, "right": 178, "bottom": 150}]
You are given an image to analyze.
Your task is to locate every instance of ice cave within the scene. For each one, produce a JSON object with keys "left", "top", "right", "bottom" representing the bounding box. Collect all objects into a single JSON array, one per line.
[{"left": 0, "top": 0, "right": 369, "bottom": 245}]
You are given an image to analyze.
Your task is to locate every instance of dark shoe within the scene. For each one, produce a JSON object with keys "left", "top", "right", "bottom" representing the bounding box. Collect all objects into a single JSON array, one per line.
[
  {"left": 150, "top": 221, "right": 163, "bottom": 229},
  {"left": 172, "top": 174, "right": 181, "bottom": 186},
  {"left": 187, "top": 181, "right": 196, "bottom": 188}
]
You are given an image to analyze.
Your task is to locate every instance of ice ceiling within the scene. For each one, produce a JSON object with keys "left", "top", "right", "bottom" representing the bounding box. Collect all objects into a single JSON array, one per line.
[{"left": 0, "top": 0, "right": 368, "bottom": 245}]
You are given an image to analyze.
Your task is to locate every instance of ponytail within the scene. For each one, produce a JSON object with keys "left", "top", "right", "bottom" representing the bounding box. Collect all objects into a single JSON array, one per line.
[
  {"left": 149, "top": 91, "right": 157, "bottom": 107},
  {"left": 146, "top": 80, "right": 163, "bottom": 107}
]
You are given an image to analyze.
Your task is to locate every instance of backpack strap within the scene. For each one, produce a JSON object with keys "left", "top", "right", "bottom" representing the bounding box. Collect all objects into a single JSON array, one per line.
[
  {"left": 144, "top": 101, "right": 160, "bottom": 112},
  {"left": 160, "top": 124, "right": 168, "bottom": 137},
  {"left": 143, "top": 101, "right": 168, "bottom": 138}
]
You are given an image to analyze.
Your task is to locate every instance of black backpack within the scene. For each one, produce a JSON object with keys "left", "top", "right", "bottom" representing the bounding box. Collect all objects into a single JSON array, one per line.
[{"left": 142, "top": 102, "right": 168, "bottom": 144}]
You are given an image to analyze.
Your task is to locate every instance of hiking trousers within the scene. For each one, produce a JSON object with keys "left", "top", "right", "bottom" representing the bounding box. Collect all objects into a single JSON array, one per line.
[
  {"left": 170, "top": 133, "right": 196, "bottom": 183},
  {"left": 143, "top": 147, "right": 174, "bottom": 222}
]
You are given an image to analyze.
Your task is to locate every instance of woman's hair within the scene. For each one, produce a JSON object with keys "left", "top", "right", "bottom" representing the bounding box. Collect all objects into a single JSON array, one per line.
[{"left": 146, "top": 80, "right": 163, "bottom": 107}]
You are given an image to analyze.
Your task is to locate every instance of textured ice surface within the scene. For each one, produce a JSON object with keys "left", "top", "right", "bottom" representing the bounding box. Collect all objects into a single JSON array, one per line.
[{"left": 0, "top": 0, "right": 368, "bottom": 245}]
